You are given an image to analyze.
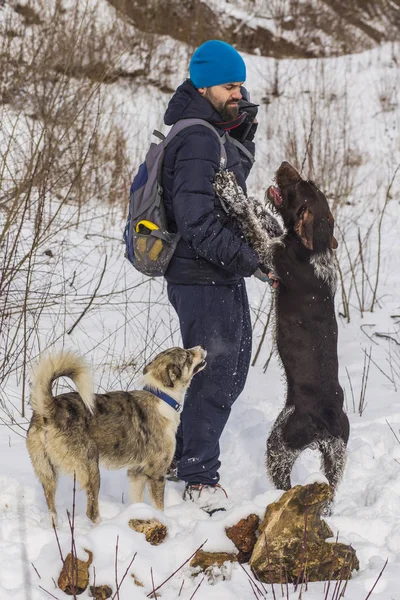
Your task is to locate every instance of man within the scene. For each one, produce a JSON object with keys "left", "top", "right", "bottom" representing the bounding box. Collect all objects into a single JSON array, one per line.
[{"left": 161, "top": 40, "right": 272, "bottom": 510}]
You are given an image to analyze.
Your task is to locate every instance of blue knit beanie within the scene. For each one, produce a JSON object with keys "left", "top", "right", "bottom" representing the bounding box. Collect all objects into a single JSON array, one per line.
[{"left": 190, "top": 40, "right": 246, "bottom": 88}]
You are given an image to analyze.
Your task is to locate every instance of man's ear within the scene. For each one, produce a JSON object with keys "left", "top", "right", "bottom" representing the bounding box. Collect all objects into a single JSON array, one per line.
[
  {"left": 294, "top": 208, "right": 314, "bottom": 250},
  {"left": 197, "top": 87, "right": 206, "bottom": 96}
]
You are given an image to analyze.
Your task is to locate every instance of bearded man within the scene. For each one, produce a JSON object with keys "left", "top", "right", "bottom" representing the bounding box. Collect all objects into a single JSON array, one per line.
[{"left": 161, "top": 40, "right": 272, "bottom": 511}]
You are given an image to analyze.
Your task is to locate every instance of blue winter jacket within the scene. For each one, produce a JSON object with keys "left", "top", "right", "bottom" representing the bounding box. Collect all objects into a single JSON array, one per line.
[{"left": 162, "top": 80, "right": 260, "bottom": 285}]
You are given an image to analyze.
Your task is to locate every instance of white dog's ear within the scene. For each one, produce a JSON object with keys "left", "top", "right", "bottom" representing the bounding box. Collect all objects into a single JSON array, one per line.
[{"left": 165, "top": 365, "right": 181, "bottom": 387}]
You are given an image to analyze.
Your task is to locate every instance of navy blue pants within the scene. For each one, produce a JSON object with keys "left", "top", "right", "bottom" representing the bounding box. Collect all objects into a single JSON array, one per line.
[{"left": 167, "top": 280, "right": 252, "bottom": 485}]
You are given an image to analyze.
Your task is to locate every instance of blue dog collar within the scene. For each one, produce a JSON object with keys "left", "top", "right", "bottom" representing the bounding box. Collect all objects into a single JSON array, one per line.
[{"left": 143, "top": 385, "right": 181, "bottom": 413}]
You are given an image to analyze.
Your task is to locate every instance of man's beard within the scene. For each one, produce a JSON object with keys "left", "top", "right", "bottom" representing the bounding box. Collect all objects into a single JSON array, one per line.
[{"left": 204, "top": 89, "right": 239, "bottom": 122}]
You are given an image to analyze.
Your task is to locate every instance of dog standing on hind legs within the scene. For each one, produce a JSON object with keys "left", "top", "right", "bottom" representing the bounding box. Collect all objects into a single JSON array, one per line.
[
  {"left": 26, "top": 346, "right": 206, "bottom": 525},
  {"left": 214, "top": 162, "right": 350, "bottom": 503}
]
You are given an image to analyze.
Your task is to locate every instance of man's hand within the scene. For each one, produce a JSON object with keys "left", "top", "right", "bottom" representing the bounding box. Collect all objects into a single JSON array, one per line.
[{"left": 253, "top": 268, "right": 279, "bottom": 289}]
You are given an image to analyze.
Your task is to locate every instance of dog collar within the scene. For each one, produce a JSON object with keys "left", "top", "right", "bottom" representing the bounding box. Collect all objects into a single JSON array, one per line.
[{"left": 143, "top": 386, "right": 181, "bottom": 413}]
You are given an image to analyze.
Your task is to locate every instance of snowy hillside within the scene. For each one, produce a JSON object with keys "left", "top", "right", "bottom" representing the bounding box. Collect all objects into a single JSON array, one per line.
[
  {"left": 0, "top": 1, "right": 400, "bottom": 599},
  {"left": 109, "top": 0, "right": 400, "bottom": 58}
]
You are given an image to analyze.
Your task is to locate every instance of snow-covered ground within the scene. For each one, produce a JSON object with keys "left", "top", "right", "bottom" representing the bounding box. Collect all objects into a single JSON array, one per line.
[{"left": 0, "top": 7, "right": 399, "bottom": 597}]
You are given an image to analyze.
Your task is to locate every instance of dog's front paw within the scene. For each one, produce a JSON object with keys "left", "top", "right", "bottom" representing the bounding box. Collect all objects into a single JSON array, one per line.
[{"left": 214, "top": 171, "right": 247, "bottom": 214}]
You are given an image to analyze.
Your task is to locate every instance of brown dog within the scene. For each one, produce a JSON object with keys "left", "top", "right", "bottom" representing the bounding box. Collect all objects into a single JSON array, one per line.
[
  {"left": 215, "top": 163, "right": 349, "bottom": 501},
  {"left": 27, "top": 346, "right": 206, "bottom": 525}
]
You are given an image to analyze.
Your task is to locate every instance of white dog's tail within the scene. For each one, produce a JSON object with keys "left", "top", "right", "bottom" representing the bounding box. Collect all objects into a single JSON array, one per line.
[{"left": 30, "top": 352, "right": 95, "bottom": 417}]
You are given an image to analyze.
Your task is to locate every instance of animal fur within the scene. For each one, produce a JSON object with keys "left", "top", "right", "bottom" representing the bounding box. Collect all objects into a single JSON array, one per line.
[
  {"left": 214, "top": 163, "right": 349, "bottom": 500},
  {"left": 26, "top": 346, "right": 206, "bottom": 525},
  {"left": 214, "top": 172, "right": 285, "bottom": 269}
]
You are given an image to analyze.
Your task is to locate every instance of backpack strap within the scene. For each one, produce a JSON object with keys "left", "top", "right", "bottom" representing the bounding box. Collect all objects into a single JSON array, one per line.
[
  {"left": 156, "top": 119, "right": 230, "bottom": 216},
  {"left": 153, "top": 129, "right": 166, "bottom": 141},
  {"left": 226, "top": 134, "right": 255, "bottom": 164},
  {"left": 164, "top": 118, "right": 227, "bottom": 169}
]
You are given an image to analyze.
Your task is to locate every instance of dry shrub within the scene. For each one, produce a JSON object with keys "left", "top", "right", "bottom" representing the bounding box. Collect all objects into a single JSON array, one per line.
[
  {"left": 0, "top": 0, "right": 145, "bottom": 418},
  {"left": 271, "top": 59, "right": 362, "bottom": 210},
  {"left": 0, "top": 1, "right": 138, "bottom": 210}
]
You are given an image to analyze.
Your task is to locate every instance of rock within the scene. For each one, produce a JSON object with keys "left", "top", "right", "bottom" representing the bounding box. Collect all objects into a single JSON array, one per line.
[
  {"left": 249, "top": 483, "right": 359, "bottom": 584},
  {"left": 190, "top": 550, "right": 237, "bottom": 584},
  {"left": 225, "top": 514, "right": 259, "bottom": 563},
  {"left": 58, "top": 549, "right": 93, "bottom": 595},
  {"left": 190, "top": 550, "right": 237, "bottom": 570},
  {"left": 128, "top": 519, "right": 167, "bottom": 546},
  {"left": 89, "top": 585, "right": 112, "bottom": 599}
]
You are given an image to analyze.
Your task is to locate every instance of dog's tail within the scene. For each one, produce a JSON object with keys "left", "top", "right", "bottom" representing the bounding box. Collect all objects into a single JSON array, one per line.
[{"left": 30, "top": 352, "right": 95, "bottom": 417}]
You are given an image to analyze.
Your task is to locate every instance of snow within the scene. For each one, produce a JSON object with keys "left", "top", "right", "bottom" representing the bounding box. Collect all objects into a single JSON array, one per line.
[{"left": 1, "top": 3, "right": 400, "bottom": 597}]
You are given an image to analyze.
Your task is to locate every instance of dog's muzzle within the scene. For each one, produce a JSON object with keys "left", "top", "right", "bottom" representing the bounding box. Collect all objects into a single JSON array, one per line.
[
  {"left": 193, "top": 359, "right": 207, "bottom": 374},
  {"left": 189, "top": 346, "right": 207, "bottom": 375}
]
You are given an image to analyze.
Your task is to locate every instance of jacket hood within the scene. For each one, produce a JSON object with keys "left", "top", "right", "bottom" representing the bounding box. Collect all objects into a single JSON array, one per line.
[
  {"left": 164, "top": 79, "right": 225, "bottom": 126},
  {"left": 164, "top": 79, "right": 249, "bottom": 132}
]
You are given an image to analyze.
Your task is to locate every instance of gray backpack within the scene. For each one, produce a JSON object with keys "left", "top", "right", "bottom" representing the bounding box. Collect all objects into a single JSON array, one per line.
[{"left": 123, "top": 118, "right": 227, "bottom": 277}]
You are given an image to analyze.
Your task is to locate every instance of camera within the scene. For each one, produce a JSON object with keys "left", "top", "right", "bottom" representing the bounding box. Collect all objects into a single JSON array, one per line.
[{"left": 232, "top": 86, "right": 259, "bottom": 142}]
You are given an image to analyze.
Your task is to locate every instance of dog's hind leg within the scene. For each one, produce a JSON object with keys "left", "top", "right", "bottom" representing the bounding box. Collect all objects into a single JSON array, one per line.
[
  {"left": 147, "top": 476, "right": 165, "bottom": 511},
  {"left": 26, "top": 429, "right": 59, "bottom": 526},
  {"left": 86, "top": 465, "right": 101, "bottom": 524},
  {"left": 75, "top": 458, "right": 101, "bottom": 524},
  {"left": 40, "top": 472, "right": 58, "bottom": 527},
  {"left": 128, "top": 470, "right": 147, "bottom": 504},
  {"left": 318, "top": 436, "right": 347, "bottom": 497},
  {"left": 266, "top": 406, "right": 300, "bottom": 490},
  {"left": 42, "top": 478, "right": 58, "bottom": 527}
]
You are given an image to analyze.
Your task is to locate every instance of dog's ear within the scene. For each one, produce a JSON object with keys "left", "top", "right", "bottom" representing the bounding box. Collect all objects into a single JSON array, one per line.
[
  {"left": 276, "top": 161, "right": 303, "bottom": 187},
  {"left": 164, "top": 364, "right": 182, "bottom": 388},
  {"left": 143, "top": 363, "right": 150, "bottom": 375},
  {"left": 294, "top": 208, "right": 314, "bottom": 250},
  {"left": 328, "top": 211, "right": 338, "bottom": 249}
]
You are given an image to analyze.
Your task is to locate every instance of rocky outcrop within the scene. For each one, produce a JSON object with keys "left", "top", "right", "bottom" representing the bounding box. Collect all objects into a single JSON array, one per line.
[
  {"left": 250, "top": 483, "right": 359, "bottom": 584},
  {"left": 225, "top": 514, "right": 259, "bottom": 563}
]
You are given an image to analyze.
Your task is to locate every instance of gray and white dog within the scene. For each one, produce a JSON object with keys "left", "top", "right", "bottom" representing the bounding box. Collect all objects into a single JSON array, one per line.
[{"left": 27, "top": 346, "right": 206, "bottom": 525}]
